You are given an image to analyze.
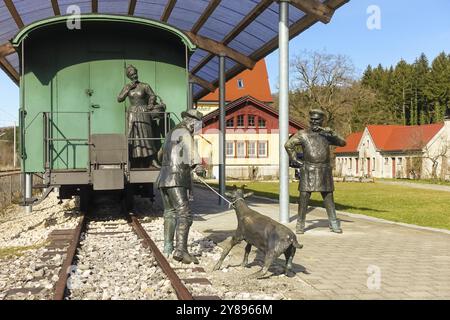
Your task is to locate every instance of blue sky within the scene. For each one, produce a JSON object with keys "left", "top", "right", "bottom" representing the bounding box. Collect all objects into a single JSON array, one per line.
[{"left": 1, "top": 0, "right": 450, "bottom": 123}]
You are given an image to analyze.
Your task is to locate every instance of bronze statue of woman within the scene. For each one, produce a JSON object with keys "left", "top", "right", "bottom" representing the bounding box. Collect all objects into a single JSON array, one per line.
[{"left": 118, "top": 65, "right": 160, "bottom": 168}]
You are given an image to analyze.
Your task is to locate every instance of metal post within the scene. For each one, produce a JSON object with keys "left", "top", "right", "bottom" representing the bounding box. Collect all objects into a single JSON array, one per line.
[
  {"left": 218, "top": 54, "right": 226, "bottom": 205},
  {"left": 188, "top": 81, "right": 194, "bottom": 110},
  {"left": 279, "top": 0, "right": 290, "bottom": 223},
  {"left": 25, "top": 173, "right": 32, "bottom": 213},
  {"left": 13, "top": 121, "right": 16, "bottom": 168}
]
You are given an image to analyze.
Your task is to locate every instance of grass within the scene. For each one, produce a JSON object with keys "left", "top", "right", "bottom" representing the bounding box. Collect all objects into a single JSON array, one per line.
[
  {"left": 209, "top": 181, "right": 450, "bottom": 230},
  {"left": 0, "top": 242, "right": 48, "bottom": 260}
]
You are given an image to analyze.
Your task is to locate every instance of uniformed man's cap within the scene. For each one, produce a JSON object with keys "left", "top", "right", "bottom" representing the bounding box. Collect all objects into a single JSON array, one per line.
[
  {"left": 309, "top": 109, "right": 325, "bottom": 119},
  {"left": 181, "top": 109, "right": 203, "bottom": 121}
]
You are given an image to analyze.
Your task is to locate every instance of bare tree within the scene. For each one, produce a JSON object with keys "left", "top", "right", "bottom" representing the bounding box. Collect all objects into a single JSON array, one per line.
[
  {"left": 422, "top": 137, "right": 449, "bottom": 180},
  {"left": 291, "top": 50, "right": 355, "bottom": 127}
]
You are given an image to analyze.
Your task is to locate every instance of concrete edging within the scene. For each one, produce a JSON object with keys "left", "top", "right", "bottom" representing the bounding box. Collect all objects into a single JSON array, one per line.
[{"left": 194, "top": 182, "right": 450, "bottom": 235}]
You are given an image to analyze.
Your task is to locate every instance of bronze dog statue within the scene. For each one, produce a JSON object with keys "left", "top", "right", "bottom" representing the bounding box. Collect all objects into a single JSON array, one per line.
[{"left": 213, "top": 186, "right": 303, "bottom": 279}]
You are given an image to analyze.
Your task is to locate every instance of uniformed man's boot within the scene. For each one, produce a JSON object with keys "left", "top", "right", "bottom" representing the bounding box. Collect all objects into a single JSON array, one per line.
[
  {"left": 323, "top": 193, "right": 343, "bottom": 234},
  {"left": 296, "top": 199, "right": 307, "bottom": 234},
  {"left": 163, "top": 217, "right": 176, "bottom": 256},
  {"left": 173, "top": 223, "right": 199, "bottom": 264},
  {"left": 296, "top": 220, "right": 305, "bottom": 234}
]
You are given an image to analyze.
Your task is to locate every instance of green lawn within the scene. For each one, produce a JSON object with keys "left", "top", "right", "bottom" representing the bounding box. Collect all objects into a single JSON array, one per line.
[{"left": 211, "top": 181, "right": 450, "bottom": 230}]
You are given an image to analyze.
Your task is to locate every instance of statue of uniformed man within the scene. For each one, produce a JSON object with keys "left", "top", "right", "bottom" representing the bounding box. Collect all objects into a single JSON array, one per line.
[
  {"left": 118, "top": 65, "right": 160, "bottom": 168},
  {"left": 156, "top": 109, "right": 204, "bottom": 264},
  {"left": 285, "top": 109, "right": 346, "bottom": 234}
]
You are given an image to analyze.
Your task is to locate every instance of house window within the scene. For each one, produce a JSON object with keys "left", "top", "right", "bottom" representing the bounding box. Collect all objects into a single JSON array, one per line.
[
  {"left": 237, "top": 115, "right": 244, "bottom": 127},
  {"left": 372, "top": 157, "right": 376, "bottom": 171},
  {"left": 398, "top": 158, "right": 403, "bottom": 165},
  {"left": 226, "top": 141, "right": 234, "bottom": 157},
  {"left": 258, "top": 141, "right": 268, "bottom": 157},
  {"left": 248, "top": 115, "right": 256, "bottom": 127},
  {"left": 349, "top": 158, "right": 352, "bottom": 169},
  {"left": 385, "top": 158, "right": 389, "bottom": 165},
  {"left": 258, "top": 118, "right": 266, "bottom": 128},
  {"left": 248, "top": 141, "right": 257, "bottom": 157},
  {"left": 236, "top": 141, "right": 245, "bottom": 158},
  {"left": 237, "top": 79, "right": 244, "bottom": 89},
  {"left": 226, "top": 118, "right": 234, "bottom": 128}
]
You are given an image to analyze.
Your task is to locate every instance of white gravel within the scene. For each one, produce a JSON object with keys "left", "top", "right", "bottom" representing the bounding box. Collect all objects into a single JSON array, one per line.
[
  {"left": 0, "top": 193, "right": 81, "bottom": 300},
  {"left": 67, "top": 218, "right": 177, "bottom": 300}
]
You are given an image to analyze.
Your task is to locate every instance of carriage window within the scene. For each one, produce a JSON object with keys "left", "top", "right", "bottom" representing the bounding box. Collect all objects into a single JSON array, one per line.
[
  {"left": 237, "top": 115, "right": 244, "bottom": 127},
  {"left": 248, "top": 115, "right": 255, "bottom": 127},
  {"left": 258, "top": 118, "right": 266, "bottom": 128},
  {"left": 237, "top": 79, "right": 244, "bottom": 89},
  {"left": 226, "top": 118, "right": 234, "bottom": 128}
]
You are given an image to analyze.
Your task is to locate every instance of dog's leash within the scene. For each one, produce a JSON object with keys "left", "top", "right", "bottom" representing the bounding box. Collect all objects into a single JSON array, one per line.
[{"left": 193, "top": 174, "right": 235, "bottom": 208}]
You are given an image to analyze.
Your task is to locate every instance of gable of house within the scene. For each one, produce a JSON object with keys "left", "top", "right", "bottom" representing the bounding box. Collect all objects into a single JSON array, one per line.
[{"left": 202, "top": 95, "right": 305, "bottom": 134}]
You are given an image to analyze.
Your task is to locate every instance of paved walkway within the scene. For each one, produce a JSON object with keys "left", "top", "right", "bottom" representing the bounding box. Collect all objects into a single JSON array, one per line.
[
  {"left": 377, "top": 180, "right": 450, "bottom": 192},
  {"left": 190, "top": 185, "right": 450, "bottom": 300}
]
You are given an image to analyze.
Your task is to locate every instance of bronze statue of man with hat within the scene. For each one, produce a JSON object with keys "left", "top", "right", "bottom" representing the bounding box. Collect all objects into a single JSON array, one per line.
[
  {"left": 156, "top": 108, "right": 205, "bottom": 264},
  {"left": 285, "top": 109, "right": 346, "bottom": 234}
]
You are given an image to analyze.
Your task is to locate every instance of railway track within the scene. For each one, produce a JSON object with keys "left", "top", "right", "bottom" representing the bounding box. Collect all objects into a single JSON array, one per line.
[{"left": 50, "top": 210, "right": 219, "bottom": 300}]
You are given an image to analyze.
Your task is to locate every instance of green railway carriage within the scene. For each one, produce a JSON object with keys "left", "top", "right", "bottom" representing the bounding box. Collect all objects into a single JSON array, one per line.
[{"left": 14, "top": 15, "right": 196, "bottom": 209}]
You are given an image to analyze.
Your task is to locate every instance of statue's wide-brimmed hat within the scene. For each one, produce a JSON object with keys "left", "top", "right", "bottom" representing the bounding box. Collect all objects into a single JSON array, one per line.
[
  {"left": 309, "top": 109, "right": 326, "bottom": 119},
  {"left": 181, "top": 109, "right": 203, "bottom": 121}
]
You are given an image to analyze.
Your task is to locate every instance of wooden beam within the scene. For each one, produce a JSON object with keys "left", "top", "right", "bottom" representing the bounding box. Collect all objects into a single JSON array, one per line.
[
  {"left": 0, "top": 57, "right": 19, "bottom": 85},
  {"left": 51, "top": 0, "right": 61, "bottom": 16},
  {"left": 0, "top": 42, "right": 15, "bottom": 58},
  {"left": 190, "top": 0, "right": 272, "bottom": 74},
  {"left": 128, "top": 0, "right": 137, "bottom": 15},
  {"left": 186, "top": 32, "right": 256, "bottom": 70},
  {"left": 191, "top": 0, "right": 221, "bottom": 34},
  {"left": 161, "top": 0, "right": 177, "bottom": 22},
  {"left": 3, "top": 0, "right": 24, "bottom": 28},
  {"left": 189, "top": 74, "right": 215, "bottom": 92},
  {"left": 193, "top": 0, "right": 349, "bottom": 100},
  {"left": 92, "top": 0, "right": 98, "bottom": 13},
  {"left": 290, "top": 0, "right": 335, "bottom": 24}
]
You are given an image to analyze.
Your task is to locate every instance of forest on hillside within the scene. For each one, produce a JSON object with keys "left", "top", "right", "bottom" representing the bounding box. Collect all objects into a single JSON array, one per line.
[{"left": 275, "top": 51, "right": 450, "bottom": 136}]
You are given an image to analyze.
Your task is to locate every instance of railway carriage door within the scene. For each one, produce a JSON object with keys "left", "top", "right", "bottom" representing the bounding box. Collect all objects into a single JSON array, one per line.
[
  {"left": 89, "top": 58, "right": 126, "bottom": 134},
  {"left": 55, "top": 58, "right": 91, "bottom": 170}
]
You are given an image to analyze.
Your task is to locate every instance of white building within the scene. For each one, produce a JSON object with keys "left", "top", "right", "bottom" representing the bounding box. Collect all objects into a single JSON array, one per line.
[{"left": 335, "top": 119, "right": 450, "bottom": 180}]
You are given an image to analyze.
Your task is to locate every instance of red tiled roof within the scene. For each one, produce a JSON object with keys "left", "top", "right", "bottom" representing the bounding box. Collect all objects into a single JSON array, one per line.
[
  {"left": 200, "top": 59, "right": 273, "bottom": 103},
  {"left": 336, "top": 124, "right": 444, "bottom": 154},
  {"left": 335, "top": 131, "right": 363, "bottom": 154},
  {"left": 368, "top": 124, "right": 444, "bottom": 151}
]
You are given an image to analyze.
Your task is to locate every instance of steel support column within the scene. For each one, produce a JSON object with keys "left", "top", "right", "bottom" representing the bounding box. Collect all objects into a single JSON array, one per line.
[
  {"left": 279, "top": 0, "right": 290, "bottom": 223},
  {"left": 188, "top": 80, "right": 194, "bottom": 110},
  {"left": 218, "top": 54, "right": 226, "bottom": 205},
  {"left": 25, "top": 173, "right": 32, "bottom": 213}
]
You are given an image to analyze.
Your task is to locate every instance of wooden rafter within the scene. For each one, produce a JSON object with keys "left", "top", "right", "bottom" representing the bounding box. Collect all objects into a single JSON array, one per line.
[
  {"left": 92, "top": 0, "right": 98, "bottom": 13},
  {"left": 190, "top": 0, "right": 273, "bottom": 74},
  {"left": 193, "top": 0, "right": 348, "bottom": 100},
  {"left": 0, "top": 42, "right": 15, "bottom": 58},
  {"left": 186, "top": 32, "right": 256, "bottom": 70},
  {"left": 51, "top": 0, "right": 61, "bottom": 16},
  {"left": 161, "top": 0, "right": 177, "bottom": 22},
  {"left": 189, "top": 74, "right": 215, "bottom": 92},
  {"left": 0, "top": 57, "right": 19, "bottom": 84},
  {"left": 191, "top": 0, "right": 221, "bottom": 34},
  {"left": 290, "top": 0, "right": 335, "bottom": 24},
  {"left": 3, "top": 0, "right": 24, "bottom": 28},
  {"left": 128, "top": 0, "right": 137, "bottom": 15}
]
